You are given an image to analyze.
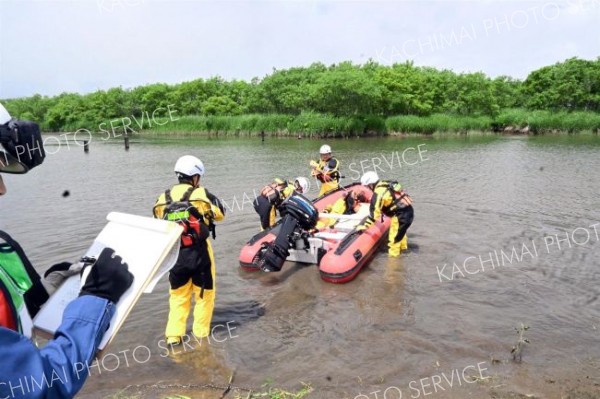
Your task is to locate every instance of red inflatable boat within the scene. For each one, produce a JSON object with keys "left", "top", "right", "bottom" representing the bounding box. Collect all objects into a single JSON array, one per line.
[{"left": 239, "top": 183, "right": 392, "bottom": 283}]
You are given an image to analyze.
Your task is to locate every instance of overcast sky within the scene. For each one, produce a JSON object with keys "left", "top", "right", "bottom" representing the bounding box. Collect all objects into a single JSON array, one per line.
[{"left": 0, "top": 0, "right": 598, "bottom": 99}]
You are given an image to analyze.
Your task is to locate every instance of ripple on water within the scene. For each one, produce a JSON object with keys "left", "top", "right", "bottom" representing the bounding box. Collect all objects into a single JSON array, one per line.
[{"left": 2, "top": 136, "right": 599, "bottom": 397}]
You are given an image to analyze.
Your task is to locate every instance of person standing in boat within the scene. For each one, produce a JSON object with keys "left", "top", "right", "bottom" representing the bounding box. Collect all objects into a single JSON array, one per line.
[
  {"left": 310, "top": 144, "right": 340, "bottom": 197},
  {"left": 153, "top": 155, "right": 225, "bottom": 345},
  {"left": 0, "top": 102, "right": 134, "bottom": 399},
  {"left": 253, "top": 177, "right": 309, "bottom": 230},
  {"left": 356, "top": 172, "right": 413, "bottom": 257}
]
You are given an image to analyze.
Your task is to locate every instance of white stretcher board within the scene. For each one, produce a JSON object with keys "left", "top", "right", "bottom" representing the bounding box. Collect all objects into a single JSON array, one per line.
[
  {"left": 318, "top": 213, "right": 364, "bottom": 220},
  {"left": 32, "top": 212, "right": 182, "bottom": 351}
]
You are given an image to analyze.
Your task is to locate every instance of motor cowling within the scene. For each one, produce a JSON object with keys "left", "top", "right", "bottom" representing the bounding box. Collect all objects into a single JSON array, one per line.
[{"left": 278, "top": 193, "right": 318, "bottom": 230}]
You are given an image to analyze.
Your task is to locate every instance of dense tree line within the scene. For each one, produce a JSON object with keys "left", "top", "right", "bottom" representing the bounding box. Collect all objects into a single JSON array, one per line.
[{"left": 3, "top": 57, "right": 599, "bottom": 132}]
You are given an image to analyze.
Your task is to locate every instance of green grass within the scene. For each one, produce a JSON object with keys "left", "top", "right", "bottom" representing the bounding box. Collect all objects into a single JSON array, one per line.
[
  {"left": 147, "top": 113, "right": 385, "bottom": 137},
  {"left": 494, "top": 109, "right": 600, "bottom": 133},
  {"left": 55, "top": 110, "right": 600, "bottom": 136},
  {"left": 385, "top": 109, "right": 600, "bottom": 134},
  {"left": 385, "top": 114, "right": 493, "bottom": 134}
]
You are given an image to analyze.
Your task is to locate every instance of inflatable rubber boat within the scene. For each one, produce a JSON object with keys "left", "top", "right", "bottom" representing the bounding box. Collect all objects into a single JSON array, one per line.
[{"left": 239, "top": 183, "right": 392, "bottom": 283}]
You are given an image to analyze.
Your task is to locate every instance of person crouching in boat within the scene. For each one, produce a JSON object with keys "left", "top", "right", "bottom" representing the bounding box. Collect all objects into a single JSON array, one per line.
[
  {"left": 310, "top": 144, "right": 340, "bottom": 197},
  {"left": 356, "top": 172, "right": 413, "bottom": 257},
  {"left": 153, "top": 155, "right": 225, "bottom": 344},
  {"left": 314, "top": 189, "right": 368, "bottom": 231},
  {"left": 253, "top": 177, "right": 309, "bottom": 230}
]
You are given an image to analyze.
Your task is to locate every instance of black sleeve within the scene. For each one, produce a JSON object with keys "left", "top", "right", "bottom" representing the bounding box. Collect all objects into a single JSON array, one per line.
[{"left": 205, "top": 190, "right": 226, "bottom": 215}]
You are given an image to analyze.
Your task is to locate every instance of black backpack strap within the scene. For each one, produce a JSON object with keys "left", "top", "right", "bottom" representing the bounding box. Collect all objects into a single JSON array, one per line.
[
  {"left": 181, "top": 186, "right": 195, "bottom": 202},
  {"left": 0, "top": 230, "right": 48, "bottom": 317},
  {"left": 184, "top": 187, "right": 211, "bottom": 226},
  {"left": 386, "top": 181, "right": 406, "bottom": 214},
  {"left": 387, "top": 183, "right": 395, "bottom": 199},
  {"left": 164, "top": 189, "right": 173, "bottom": 204}
]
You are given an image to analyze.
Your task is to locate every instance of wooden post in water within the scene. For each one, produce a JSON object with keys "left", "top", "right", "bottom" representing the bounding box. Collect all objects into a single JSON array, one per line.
[
  {"left": 124, "top": 131, "right": 130, "bottom": 151},
  {"left": 261, "top": 130, "right": 265, "bottom": 142},
  {"left": 83, "top": 140, "right": 89, "bottom": 153}
]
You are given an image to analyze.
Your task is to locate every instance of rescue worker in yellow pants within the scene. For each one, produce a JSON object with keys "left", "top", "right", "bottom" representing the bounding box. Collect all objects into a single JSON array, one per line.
[
  {"left": 153, "top": 155, "right": 225, "bottom": 344},
  {"left": 310, "top": 144, "right": 340, "bottom": 197},
  {"left": 356, "top": 172, "right": 413, "bottom": 257}
]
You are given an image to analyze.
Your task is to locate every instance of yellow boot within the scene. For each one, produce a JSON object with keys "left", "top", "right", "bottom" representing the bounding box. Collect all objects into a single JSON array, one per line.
[{"left": 400, "top": 234, "right": 408, "bottom": 251}]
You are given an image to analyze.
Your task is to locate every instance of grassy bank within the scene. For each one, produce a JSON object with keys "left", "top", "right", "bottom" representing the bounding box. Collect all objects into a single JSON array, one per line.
[
  {"left": 147, "top": 113, "right": 383, "bottom": 138},
  {"left": 137, "top": 109, "right": 600, "bottom": 137},
  {"left": 494, "top": 109, "right": 600, "bottom": 133},
  {"left": 385, "top": 114, "right": 493, "bottom": 134}
]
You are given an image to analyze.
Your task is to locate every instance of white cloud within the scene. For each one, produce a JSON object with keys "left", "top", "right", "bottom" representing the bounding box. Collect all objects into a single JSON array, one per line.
[{"left": 0, "top": 0, "right": 598, "bottom": 98}]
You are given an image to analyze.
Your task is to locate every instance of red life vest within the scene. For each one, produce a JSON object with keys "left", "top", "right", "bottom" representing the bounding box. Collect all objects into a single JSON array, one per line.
[{"left": 0, "top": 280, "right": 18, "bottom": 330}]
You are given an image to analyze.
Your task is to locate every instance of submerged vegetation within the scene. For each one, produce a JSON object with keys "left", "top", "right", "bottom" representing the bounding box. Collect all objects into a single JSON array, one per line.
[{"left": 3, "top": 57, "right": 600, "bottom": 135}]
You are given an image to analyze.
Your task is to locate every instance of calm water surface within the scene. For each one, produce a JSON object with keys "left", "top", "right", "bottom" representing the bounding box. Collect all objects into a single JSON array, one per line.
[{"left": 1, "top": 134, "right": 599, "bottom": 398}]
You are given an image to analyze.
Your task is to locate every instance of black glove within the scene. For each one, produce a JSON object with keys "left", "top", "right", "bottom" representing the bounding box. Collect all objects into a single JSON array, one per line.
[{"left": 79, "top": 248, "right": 134, "bottom": 304}]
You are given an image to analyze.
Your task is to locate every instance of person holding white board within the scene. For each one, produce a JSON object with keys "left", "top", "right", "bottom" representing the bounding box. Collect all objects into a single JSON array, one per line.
[{"left": 0, "top": 102, "right": 134, "bottom": 399}]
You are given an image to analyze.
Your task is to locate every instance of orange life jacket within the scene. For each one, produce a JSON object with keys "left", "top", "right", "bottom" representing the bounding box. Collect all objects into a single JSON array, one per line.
[{"left": 260, "top": 182, "right": 286, "bottom": 204}]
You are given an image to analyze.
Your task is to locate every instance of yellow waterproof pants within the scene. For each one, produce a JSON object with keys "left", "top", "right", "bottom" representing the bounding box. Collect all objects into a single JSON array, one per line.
[
  {"left": 268, "top": 206, "right": 276, "bottom": 229},
  {"left": 258, "top": 206, "right": 276, "bottom": 232},
  {"left": 318, "top": 181, "right": 339, "bottom": 197},
  {"left": 388, "top": 217, "right": 409, "bottom": 257},
  {"left": 315, "top": 219, "right": 329, "bottom": 230},
  {"left": 165, "top": 242, "right": 216, "bottom": 338}
]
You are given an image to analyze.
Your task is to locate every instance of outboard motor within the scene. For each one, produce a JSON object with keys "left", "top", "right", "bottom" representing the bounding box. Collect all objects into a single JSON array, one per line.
[{"left": 256, "top": 193, "right": 318, "bottom": 272}]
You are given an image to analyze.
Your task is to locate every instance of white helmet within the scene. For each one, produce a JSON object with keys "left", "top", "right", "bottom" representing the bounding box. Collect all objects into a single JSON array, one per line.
[
  {"left": 174, "top": 155, "right": 205, "bottom": 177},
  {"left": 294, "top": 176, "right": 309, "bottom": 193},
  {"left": 361, "top": 171, "right": 379, "bottom": 186},
  {"left": 0, "top": 102, "right": 12, "bottom": 125},
  {"left": 319, "top": 144, "right": 332, "bottom": 155}
]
